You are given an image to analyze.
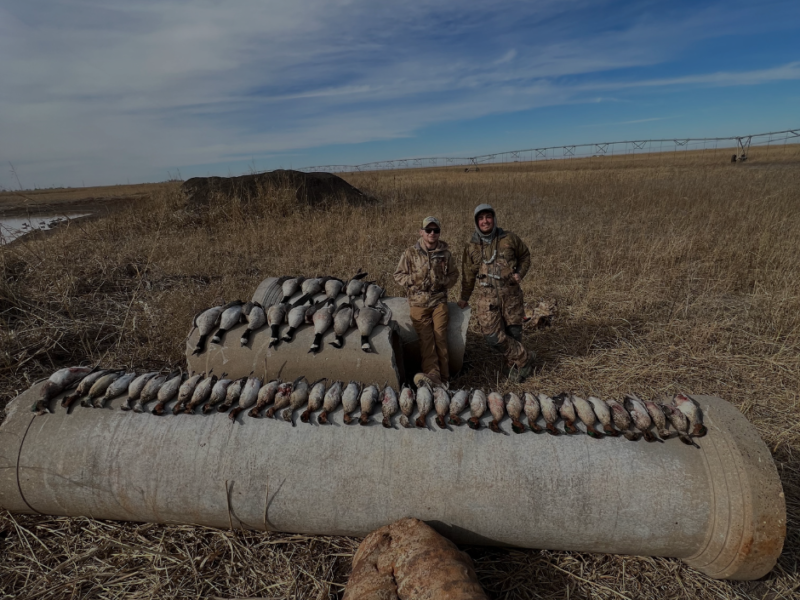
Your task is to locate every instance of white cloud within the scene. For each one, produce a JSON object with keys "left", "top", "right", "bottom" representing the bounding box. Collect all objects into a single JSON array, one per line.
[{"left": 0, "top": 0, "right": 798, "bottom": 186}]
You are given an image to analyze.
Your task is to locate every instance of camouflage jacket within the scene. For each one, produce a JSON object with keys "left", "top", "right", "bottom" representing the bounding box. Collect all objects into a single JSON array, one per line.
[
  {"left": 394, "top": 239, "right": 459, "bottom": 308},
  {"left": 460, "top": 228, "right": 531, "bottom": 302}
]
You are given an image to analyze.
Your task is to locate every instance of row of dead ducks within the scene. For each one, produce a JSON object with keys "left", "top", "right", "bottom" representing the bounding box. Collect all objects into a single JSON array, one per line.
[
  {"left": 191, "top": 273, "right": 391, "bottom": 356},
  {"left": 34, "top": 367, "right": 707, "bottom": 445}
]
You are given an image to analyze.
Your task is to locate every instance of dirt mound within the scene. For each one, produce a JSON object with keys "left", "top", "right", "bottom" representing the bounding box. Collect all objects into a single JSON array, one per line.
[{"left": 181, "top": 170, "right": 376, "bottom": 208}]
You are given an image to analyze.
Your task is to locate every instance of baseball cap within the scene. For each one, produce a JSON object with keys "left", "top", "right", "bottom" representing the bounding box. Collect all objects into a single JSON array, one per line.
[{"left": 422, "top": 216, "right": 441, "bottom": 229}]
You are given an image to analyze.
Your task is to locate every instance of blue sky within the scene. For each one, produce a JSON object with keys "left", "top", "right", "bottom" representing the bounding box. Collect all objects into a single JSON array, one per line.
[{"left": 1, "top": 0, "right": 798, "bottom": 188}]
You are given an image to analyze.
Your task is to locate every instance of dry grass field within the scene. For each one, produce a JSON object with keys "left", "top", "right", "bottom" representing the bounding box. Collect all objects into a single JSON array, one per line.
[{"left": 1, "top": 145, "right": 799, "bottom": 598}]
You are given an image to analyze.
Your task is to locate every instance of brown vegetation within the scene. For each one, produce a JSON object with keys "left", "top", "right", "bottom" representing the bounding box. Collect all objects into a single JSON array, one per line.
[{"left": 1, "top": 144, "right": 799, "bottom": 598}]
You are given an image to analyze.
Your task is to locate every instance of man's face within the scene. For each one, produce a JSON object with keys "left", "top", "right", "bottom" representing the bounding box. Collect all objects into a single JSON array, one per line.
[
  {"left": 477, "top": 211, "right": 494, "bottom": 234},
  {"left": 420, "top": 226, "right": 441, "bottom": 247}
]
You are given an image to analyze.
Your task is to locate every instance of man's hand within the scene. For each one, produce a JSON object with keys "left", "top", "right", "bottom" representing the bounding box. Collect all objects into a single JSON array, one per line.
[
  {"left": 512, "top": 273, "right": 521, "bottom": 284},
  {"left": 457, "top": 300, "right": 469, "bottom": 309}
]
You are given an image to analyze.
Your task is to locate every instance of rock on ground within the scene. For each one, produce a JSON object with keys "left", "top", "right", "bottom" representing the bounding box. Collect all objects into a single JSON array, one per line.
[{"left": 343, "top": 518, "right": 487, "bottom": 600}]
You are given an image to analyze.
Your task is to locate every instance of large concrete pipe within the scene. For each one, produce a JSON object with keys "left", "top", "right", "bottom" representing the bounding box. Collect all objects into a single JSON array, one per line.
[
  {"left": 246, "top": 277, "right": 471, "bottom": 380},
  {"left": 0, "top": 384, "right": 785, "bottom": 581}
]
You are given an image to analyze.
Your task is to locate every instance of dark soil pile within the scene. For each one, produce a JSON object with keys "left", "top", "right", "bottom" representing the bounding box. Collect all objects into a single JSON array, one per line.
[{"left": 181, "top": 169, "right": 376, "bottom": 208}]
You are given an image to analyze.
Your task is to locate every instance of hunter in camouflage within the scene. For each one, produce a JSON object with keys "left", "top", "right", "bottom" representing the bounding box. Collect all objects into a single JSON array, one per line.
[
  {"left": 458, "top": 204, "right": 534, "bottom": 382},
  {"left": 394, "top": 217, "right": 459, "bottom": 386}
]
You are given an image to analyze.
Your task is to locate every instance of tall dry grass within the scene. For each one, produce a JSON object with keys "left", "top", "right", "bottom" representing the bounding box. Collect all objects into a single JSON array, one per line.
[{"left": 1, "top": 146, "right": 799, "bottom": 599}]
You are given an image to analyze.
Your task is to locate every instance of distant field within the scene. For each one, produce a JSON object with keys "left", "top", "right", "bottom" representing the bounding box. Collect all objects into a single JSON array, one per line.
[
  {"left": 1, "top": 146, "right": 799, "bottom": 599},
  {"left": 0, "top": 182, "right": 164, "bottom": 218}
]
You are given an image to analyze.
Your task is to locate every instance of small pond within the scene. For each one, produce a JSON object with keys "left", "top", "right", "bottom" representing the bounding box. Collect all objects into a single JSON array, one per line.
[{"left": 0, "top": 214, "right": 89, "bottom": 245}]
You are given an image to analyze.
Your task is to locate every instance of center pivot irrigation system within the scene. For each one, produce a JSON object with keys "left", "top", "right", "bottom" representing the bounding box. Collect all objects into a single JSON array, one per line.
[{"left": 299, "top": 127, "right": 800, "bottom": 173}]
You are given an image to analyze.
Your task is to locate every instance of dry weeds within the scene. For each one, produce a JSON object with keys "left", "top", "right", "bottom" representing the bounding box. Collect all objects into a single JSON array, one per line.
[{"left": 1, "top": 144, "right": 799, "bottom": 599}]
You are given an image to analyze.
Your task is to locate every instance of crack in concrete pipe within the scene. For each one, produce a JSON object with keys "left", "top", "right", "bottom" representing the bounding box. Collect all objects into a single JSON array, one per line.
[{"left": 0, "top": 385, "right": 785, "bottom": 581}]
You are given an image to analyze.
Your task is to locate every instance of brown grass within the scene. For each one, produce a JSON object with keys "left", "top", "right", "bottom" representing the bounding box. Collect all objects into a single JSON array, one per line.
[{"left": 1, "top": 144, "right": 800, "bottom": 598}]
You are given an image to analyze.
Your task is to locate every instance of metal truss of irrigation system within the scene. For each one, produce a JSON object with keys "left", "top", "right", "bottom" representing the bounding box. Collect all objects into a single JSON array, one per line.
[{"left": 299, "top": 128, "right": 800, "bottom": 173}]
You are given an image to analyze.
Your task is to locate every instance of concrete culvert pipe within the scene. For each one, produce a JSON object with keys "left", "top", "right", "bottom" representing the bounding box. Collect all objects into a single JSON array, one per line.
[
  {"left": 0, "top": 384, "right": 785, "bottom": 581},
  {"left": 187, "top": 277, "right": 471, "bottom": 386}
]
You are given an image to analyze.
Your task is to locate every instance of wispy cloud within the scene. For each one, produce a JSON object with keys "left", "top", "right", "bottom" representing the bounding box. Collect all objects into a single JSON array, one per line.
[{"left": 0, "top": 0, "right": 798, "bottom": 186}]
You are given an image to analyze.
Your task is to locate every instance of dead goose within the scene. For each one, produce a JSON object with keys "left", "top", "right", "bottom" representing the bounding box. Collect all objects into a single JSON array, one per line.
[
  {"left": 354, "top": 301, "right": 392, "bottom": 352},
  {"left": 249, "top": 379, "right": 280, "bottom": 417},
  {"left": 318, "top": 380, "right": 343, "bottom": 424},
  {"left": 183, "top": 373, "right": 219, "bottom": 414},
  {"left": 281, "top": 294, "right": 313, "bottom": 342},
  {"left": 398, "top": 384, "right": 415, "bottom": 428},
  {"left": 302, "top": 276, "right": 330, "bottom": 297},
  {"left": 282, "top": 377, "right": 310, "bottom": 425},
  {"left": 230, "top": 375, "right": 262, "bottom": 420},
  {"left": 325, "top": 278, "right": 344, "bottom": 300},
  {"left": 211, "top": 301, "right": 245, "bottom": 345},
  {"left": 309, "top": 299, "right": 335, "bottom": 353},
  {"left": 95, "top": 371, "right": 138, "bottom": 408},
  {"left": 122, "top": 371, "right": 158, "bottom": 411},
  {"left": 35, "top": 366, "right": 95, "bottom": 413},
  {"left": 448, "top": 389, "right": 469, "bottom": 426},
  {"left": 192, "top": 304, "right": 226, "bottom": 355},
  {"left": 345, "top": 270, "right": 369, "bottom": 303},
  {"left": 381, "top": 384, "right": 399, "bottom": 428},
  {"left": 152, "top": 372, "right": 186, "bottom": 415},
  {"left": 364, "top": 284, "right": 385, "bottom": 307},
  {"left": 342, "top": 381, "right": 362, "bottom": 424},
  {"left": 62, "top": 369, "right": 109, "bottom": 408},
  {"left": 82, "top": 371, "right": 125, "bottom": 408},
  {"left": 266, "top": 302, "right": 289, "bottom": 348},
  {"left": 240, "top": 302, "right": 266, "bottom": 347},
  {"left": 280, "top": 276, "right": 305, "bottom": 303},
  {"left": 173, "top": 372, "right": 203, "bottom": 414},
  {"left": 329, "top": 302, "right": 354, "bottom": 349},
  {"left": 301, "top": 379, "right": 327, "bottom": 423},
  {"left": 359, "top": 384, "right": 379, "bottom": 425}
]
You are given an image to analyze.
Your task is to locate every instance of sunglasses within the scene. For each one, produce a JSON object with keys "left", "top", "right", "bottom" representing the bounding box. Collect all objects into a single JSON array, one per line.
[{"left": 424, "top": 228, "right": 441, "bottom": 234}]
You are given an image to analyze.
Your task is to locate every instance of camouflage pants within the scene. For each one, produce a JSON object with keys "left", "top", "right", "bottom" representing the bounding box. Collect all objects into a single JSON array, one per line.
[{"left": 474, "top": 285, "right": 528, "bottom": 368}]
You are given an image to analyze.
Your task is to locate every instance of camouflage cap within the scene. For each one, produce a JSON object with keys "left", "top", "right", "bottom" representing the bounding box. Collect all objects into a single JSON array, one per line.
[{"left": 422, "top": 216, "right": 442, "bottom": 229}]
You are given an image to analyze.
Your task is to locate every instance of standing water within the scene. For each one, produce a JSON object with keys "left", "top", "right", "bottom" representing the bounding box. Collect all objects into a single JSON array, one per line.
[{"left": 0, "top": 214, "right": 88, "bottom": 245}]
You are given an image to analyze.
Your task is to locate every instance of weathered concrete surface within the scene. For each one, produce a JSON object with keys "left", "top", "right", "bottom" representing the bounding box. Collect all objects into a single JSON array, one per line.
[
  {"left": 0, "top": 385, "right": 785, "bottom": 580},
  {"left": 186, "top": 314, "right": 405, "bottom": 390},
  {"left": 247, "top": 277, "right": 470, "bottom": 383}
]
